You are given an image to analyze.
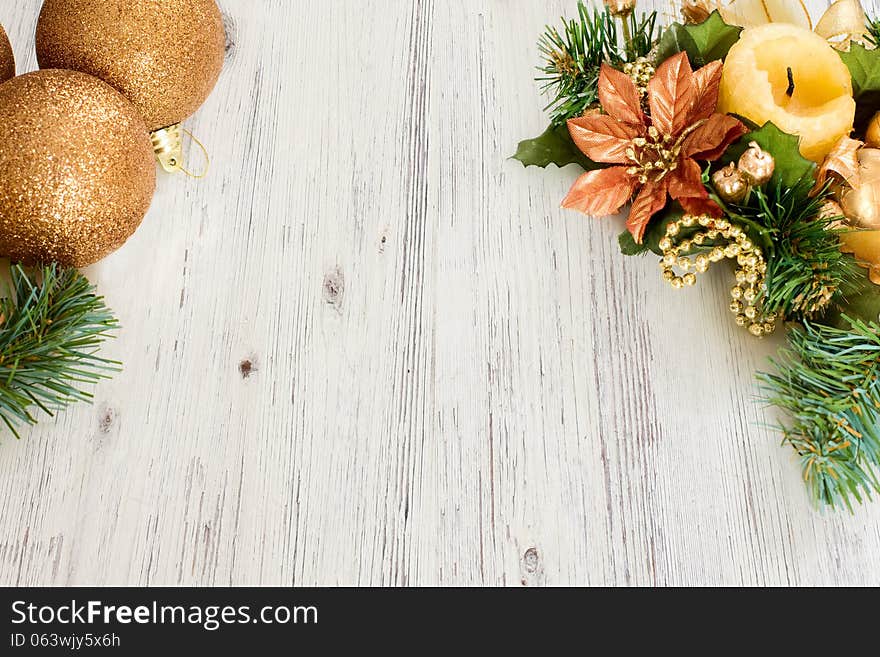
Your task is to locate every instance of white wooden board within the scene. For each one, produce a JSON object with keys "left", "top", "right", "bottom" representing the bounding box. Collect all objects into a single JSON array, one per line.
[{"left": 0, "top": 0, "right": 879, "bottom": 587}]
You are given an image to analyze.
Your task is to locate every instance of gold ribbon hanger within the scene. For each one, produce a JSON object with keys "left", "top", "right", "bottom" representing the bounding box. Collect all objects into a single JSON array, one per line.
[{"left": 150, "top": 123, "right": 210, "bottom": 179}]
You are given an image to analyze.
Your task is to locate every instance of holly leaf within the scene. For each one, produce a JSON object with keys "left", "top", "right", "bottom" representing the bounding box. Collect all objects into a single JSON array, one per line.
[
  {"left": 721, "top": 122, "right": 816, "bottom": 189},
  {"left": 512, "top": 123, "right": 601, "bottom": 170},
  {"left": 655, "top": 11, "right": 742, "bottom": 69},
  {"left": 642, "top": 204, "right": 685, "bottom": 255},
  {"left": 839, "top": 43, "right": 880, "bottom": 134},
  {"left": 618, "top": 230, "right": 649, "bottom": 256}
]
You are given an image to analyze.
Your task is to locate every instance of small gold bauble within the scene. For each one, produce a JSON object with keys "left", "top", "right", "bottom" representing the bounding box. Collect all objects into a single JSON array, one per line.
[
  {"left": 866, "top": 112, "right": 880, "bottom": 148},
  {"left": 36, "top": 0, "right": 226, "bottom": 132},
  {"left": 0, "top": 24, "right": 14, "bottom": 83},
  {"left": 737, "top": 141, "right": 775, "bottom": 186},
  {"left": 0, "top": 70, "right": 156, "bottom": 267},
  {"left": 712, "top": 164, "right": 749, "bottom": 203}
]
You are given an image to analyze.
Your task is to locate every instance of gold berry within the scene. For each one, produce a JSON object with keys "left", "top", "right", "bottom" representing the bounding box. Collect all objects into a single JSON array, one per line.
[{"left": 738, "top": 141, "right": 776, "bottom": 186}]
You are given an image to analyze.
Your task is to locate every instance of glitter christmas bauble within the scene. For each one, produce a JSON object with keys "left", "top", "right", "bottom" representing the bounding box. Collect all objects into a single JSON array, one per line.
[
  {"left": 36, "top": 0, "right": 226, "bottom": 132},
  {"left": 0, "top": 24, "right": 14, "bottom": 83},
  {"left": 0, "top": 70, "right": 156, "bottom": 267}
]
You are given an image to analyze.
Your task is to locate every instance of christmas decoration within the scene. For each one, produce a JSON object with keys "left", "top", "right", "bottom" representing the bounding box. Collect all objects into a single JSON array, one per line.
[
  {"left": 712, "top": 164, "right": 749, "bottom": 203},
  {"left": 737, "top": 141, "right": 775, "bottom": 185},
  {"left": 0, "top": 1, "right": 227, "bottom": 438},
  {"left": 719, "top": 23, "right": 856, "bottom": 162},
  {"left": 516, "top": 2, "right": 880, "bottom": 509},
  {"left": 562, "top": 53, "right": 746, "bottom": 242},
  {"left": 35, "top": 0, "right": 226, "bottom": 133},
  {"left": 0, "top": 265, "right": 118, "bottom": 438},
  {"left": 0, "top": 70, "right": 156, "bottom": 267},
  {"left": 659, "top": 214, "right": 776, "bottom": 336},
  {"left": 0, "top": 24, "right": 14, "bottom": 83}
]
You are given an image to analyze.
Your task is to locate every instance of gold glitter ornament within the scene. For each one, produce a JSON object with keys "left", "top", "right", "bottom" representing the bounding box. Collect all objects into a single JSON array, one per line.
[
  {"left": 737, "top": 141, "right": 776, "bottom": 186},
  {"left": 35, "top": 0, "right": 226, "bottom": 132},
  {"left": 0, "top": 24, "right": 14, "bottom": 83},
  {"left": 712, "top": 164, "right": 750, "bottom": 203},
  {"left": 0, "top": 70, "right": 156, "bottom": 267}
]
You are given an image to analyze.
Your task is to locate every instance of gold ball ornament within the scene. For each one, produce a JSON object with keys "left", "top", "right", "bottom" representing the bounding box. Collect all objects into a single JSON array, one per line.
[
  {"left": 737, "top": 141, "right": 775, "bottom": 186},
  {"left": 0, "top": 24, "right": 14, "bottom": 83},
  {"left": 36, "top": 0, "right": 226, "bottom": 132},
  {"left": 712, "top": 164, "right": 750, "bottom": 204},
  {"left": 841, "top": 148, "right": 880, "bottom": 230},
  {"left": 0, "top": 70, "right": 156, "bottom": 267}
]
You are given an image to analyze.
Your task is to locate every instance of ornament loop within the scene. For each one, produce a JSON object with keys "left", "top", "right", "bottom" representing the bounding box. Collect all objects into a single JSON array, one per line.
[{"left": 150, "top": 124, "right": 210, "bottom": 179}]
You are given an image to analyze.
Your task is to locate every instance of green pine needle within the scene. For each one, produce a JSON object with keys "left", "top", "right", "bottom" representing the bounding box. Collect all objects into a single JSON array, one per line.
[
  {"left": 0, "top": 264, "right": 120, "bottom": 438},
  {"left": 759, "top": 318, "right": 880, "bottom": 510},
  {"left": 725, "top": 179, "right": 862, "bottom": 321},
  {"left": 537, "top": 3, "right": 658, "bottom": 125},
  {"left": 866, "top": 19, "right": 880, "bottom": 48}
]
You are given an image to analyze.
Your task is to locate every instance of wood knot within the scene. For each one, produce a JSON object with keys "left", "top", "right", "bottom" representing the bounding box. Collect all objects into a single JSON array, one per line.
[
  {"left": 239, "top": 359, "right": 256, "bottom": 379},
  {"left": 221, "top": 12, "right": 237, "bottom": 59},
  {"left": 323, "top": 267, "right": 345, "bottom": 312},
  {"left": 522, "top": 547, "right": 540, "bottom": 574},
  {"left": 98, "top": 405, "right": 116, "bottom": 434}
]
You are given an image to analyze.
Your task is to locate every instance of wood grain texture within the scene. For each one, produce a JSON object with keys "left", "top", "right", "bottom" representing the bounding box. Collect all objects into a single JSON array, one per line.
[{"left": 0, "top": 0, "right": 879, "bottom": 587}]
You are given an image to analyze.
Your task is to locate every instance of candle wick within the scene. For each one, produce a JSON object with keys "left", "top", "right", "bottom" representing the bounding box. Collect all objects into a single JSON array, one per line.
[{"left": 786, "top": 67, "right": 795, "bottom": 98}]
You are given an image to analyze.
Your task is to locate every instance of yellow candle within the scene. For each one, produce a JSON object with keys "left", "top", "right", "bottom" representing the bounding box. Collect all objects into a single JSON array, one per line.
[{"left": 719, "top": 24, "right": 855, "bottom": 162}]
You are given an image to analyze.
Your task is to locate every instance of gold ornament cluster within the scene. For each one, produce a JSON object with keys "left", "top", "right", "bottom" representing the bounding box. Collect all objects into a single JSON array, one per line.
[
  {"left": 712, "top": 141, "right": 776, "bottom": 204},
  {"left": 659, "top": 214, "right": 778, "bottom": 338},
  {"left": 624, "top": 57, "right": 656, "bottom": 107},
  {"left": 0, "top": 0, "right": 225, "bottom": 267}
]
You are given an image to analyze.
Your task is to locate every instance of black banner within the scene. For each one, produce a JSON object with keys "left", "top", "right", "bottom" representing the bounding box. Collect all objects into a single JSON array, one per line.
[{"left": 1, "top": 587, "right": 591, "bottom": 652}]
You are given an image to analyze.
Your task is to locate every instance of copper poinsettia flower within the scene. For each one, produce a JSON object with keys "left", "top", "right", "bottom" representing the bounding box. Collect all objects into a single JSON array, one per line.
[{"left": 563, "top": 52, "right": 747, "bottom": 242}]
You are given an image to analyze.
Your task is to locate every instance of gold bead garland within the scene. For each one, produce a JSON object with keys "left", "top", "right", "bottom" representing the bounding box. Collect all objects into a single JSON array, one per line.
[{"left": 659, "top": 214, "right": 778, "bottom": 337}]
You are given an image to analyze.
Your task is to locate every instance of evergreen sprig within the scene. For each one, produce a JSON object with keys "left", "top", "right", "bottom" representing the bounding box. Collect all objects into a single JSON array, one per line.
[
  {"left": 537, "top": 3, "right": 658, "bottom": 125},
  {"left": 724, "top": 180, "right": 862, "bottom": 321},
  {"left": 866, "top": 18, "right": 880, "bottom": 48},
  {"left": 0, "top": 264, "right": 119, "bottom": 438},
  {"left": 759, "top": 319, "right": 880, "bottom": 510}
]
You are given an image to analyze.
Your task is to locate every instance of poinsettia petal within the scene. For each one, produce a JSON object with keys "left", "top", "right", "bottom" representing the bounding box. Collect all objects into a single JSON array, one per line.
[
  {"left": 679, "top": 195, "right": 722, "bottom": 217},
  {"left": 689, "top": 61, "right": 723, "bottom": 123},
  {"left": 562, "top": 167, "right": 638, "bottom": 216},
  {"left": 648, "top": 52, "right": 695, "bottom": 137},
  {"left": 568, "top": 113, "right": 641, "bottom": 164},
  {"left": 627, "top": 179, "right": 668, "bottom": 243},
  {"left": 683, "top": 113, "right": 748, "bottom": 161},
  {"left": 668, "top": 158, "right": 708, "bottom": 203},
  {"left": 598, "top": 63, "right": 645, "bottom": 126}
]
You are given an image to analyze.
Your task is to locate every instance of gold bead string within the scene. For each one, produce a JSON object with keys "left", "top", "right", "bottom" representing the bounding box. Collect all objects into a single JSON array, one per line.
[{"left": 658, "top": 214, "right": 779, "bottom": 338}]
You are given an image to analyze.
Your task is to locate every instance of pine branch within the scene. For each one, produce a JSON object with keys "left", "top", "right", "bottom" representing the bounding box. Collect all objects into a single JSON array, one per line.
[
  {"left": 758, "top": 318, "right": 880, "bottom": 510},
  {"left": 0, "top": 264, "right": 120, "bottom": 438},
  {"left": 537, "top": 3, "right": 659, "bottom": 125},
  {"left": 725, "top": 180, "right": 862, "bottom": 321},
  {"left": 867, "top": 18, "right": 880, "bottom": 48}
]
